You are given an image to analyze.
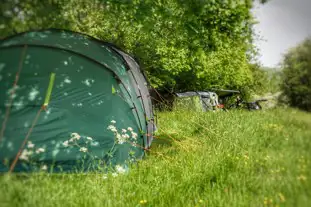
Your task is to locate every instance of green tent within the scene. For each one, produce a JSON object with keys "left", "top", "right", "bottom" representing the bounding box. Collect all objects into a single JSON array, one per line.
[{"left": 0, "top": 29, "right": 155, "bottom": 172}]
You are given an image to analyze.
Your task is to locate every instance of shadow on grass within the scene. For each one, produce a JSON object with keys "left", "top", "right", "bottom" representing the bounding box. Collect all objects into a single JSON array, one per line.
[{"left": 150, "top": 136, "right": 174, "bottom": 149}]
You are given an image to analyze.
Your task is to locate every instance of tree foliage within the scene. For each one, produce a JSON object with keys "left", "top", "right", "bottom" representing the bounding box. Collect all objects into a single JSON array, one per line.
[
  {"left": 262, "top": 67, "right": 282, "bottom": 94},
  {"left": 1, "top": 0, "right": 267, "bottom": 93},
  {"left": 280, "top": 37, "right": 311, "bottom": 111},
  {"left": 246, "top": 64, "right": 269, "bottom": 95}
]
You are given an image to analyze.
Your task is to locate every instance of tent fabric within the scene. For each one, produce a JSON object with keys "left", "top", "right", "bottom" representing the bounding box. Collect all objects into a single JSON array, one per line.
[
  {"left": 212, "top": 89, "right": 240, "bottom": 98},
  {"left": 110, "top": 48, "right": 155, "bottom": 147},
  {"left": 176, "top": 91, "right": 219, "bottom": 111},
  {"left": 0, "top": 29, "right": 154, "bottom": 172}
]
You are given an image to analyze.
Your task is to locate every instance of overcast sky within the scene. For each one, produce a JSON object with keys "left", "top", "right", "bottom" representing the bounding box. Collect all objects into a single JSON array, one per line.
[{"left": 253, "top": 0, "right": 311, "bottom": 68}]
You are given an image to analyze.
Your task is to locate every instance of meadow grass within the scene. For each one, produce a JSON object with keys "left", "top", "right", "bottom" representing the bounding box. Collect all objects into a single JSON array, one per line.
[{"left": 0, "top": 108, "right": 310, "bottom": 207}]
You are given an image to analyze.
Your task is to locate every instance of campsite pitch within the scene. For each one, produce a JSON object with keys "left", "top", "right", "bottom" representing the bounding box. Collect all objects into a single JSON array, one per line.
[{"left": 0, "top": 108, "right": 310, "bottom": 207}]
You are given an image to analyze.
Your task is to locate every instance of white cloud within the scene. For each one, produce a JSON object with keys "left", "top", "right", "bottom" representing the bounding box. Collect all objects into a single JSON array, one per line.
[{"left": 253, "top": 0, "right": 311, "bottom": 67}]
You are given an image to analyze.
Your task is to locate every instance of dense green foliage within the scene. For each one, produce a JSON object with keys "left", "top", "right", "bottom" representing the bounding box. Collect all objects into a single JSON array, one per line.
[
  {"left": 245, "top": 63, "right": 269, "bottom": 96},
  {"left": 1, "top": 108, "right": 310, "bottom": 206},
  {"left": 0, "top": 0, "right": 268, "bottom": 93},
  {"left": 263, "top": 67, "right": 282, "bottom": 94},
  {"left": 249, "top": 65, "right": 281, "bottom": 95},
  {"left": 280, "top": 37, "right": 311, "bottom": 111}
]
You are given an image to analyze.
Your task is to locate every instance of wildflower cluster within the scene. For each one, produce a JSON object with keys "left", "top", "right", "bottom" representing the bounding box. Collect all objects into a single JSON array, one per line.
[
  {"left": 107, "top": 120, "right": 138, "bottom": 146},
  {"left": 19, "top": 141, "right": 46, "bottom": 161},
  {"left": 62, "top": 132, "right": 95, "bottom": 153},
  {"left": 19, "top": 141, "right": 48, "bottom": 171},
  {"left": 103, "top": 164, "right": 127, "bottom": 179}
]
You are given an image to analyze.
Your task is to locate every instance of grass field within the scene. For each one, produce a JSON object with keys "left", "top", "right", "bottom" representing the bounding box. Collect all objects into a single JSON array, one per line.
[{"left": 1, "top": 108, "right": 311, "bottom": 207}]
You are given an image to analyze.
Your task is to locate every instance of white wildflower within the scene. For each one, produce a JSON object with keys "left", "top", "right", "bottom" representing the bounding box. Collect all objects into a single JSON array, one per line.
[
  {"left": 122, "top": 129, "right": 127, "bottom": 133},
  {"left": 112, "top": 172, "right": 118, "bottom": 177},
  {"left": 131, "top": 141, "right": 137, "bottom": 147},
  {"left": 79, "top": 147, "right": 88, "bottom": 152},
  {"left": 86, "top": 136, "right": 93, "bottom": 141},
  {"left": 91, "top": 141, "right": 99, "bottom": 146},
  {"left": 103, "top": 174, "right": 108, "bottom": 179},
  {"left": 115, "top": 165, "right": 126, "bottom": 174},
  {"left": 69, "top": 138, "right": 75, "bottom": 142},
  {"left": 63, "top": 140, "right": 69, "bottom": 147},
  {"left": 64, "top": 77, "right": 71, "bottom": 84},
  {"left": 19, "top": 149, "right": 29, "bottom": 161},
  {"left": 127, "top": 127, "right": 133, "bottom": 132},
  {"left": 111, "top": 120, "right": 116, "bottom": 124},
  {"left": 122, "top": 134, "right": 130, "bottom": 139},
  {"left": 28, "top": 150, "right": 34, "bottom": 156},
  {"left": 41, "top": 165, "right": 48, "bottom": 171},
  {"left": 116, "top": 133, "right": 125, "bottom": 144},
  {"left": 36, "top": 148, "right": 45, "bottom": 154},
  {"left": 116, "top": 133, "right": 122, "bottom": 141},
  {"left": 71, "top": 132, "right": 81, "bottom": 140},
  {"left": 107, "top": 125, "right": 117, "bottom": 132},
  {"left": 131, "top": 132, "right": 138, "bottom": 139},
  {"left": 27, "top": 141, "right": 35, "bottom": 148},
  {"left": 28, "top": 87, "right": 39, "bottom": 101}
]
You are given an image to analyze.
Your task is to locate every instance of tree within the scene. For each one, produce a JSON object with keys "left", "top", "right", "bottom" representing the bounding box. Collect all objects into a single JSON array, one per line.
[
  {"left": 0, "top": 0, "right": 268, "bottom": 93},
  {"left": 247, "top": 64, "right": 269, "bottom": 94},
  {"left": 280, "top": 37, "right": 311, "bottom": 111},
  {"left": 262, "top": 66, "right": 282, "bottom": 94}
]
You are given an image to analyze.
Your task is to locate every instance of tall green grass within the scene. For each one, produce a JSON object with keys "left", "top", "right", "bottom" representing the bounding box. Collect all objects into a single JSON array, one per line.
[{"left": 1, "top": 108, "right": 311, "bottom": 207}]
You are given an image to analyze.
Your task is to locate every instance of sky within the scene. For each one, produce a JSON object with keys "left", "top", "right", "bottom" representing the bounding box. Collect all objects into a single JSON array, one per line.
[{"left": 252, "top": 0, "right": 311, "bottom": 68}]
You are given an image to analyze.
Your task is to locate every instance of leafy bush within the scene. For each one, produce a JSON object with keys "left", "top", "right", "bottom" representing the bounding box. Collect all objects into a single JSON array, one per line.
[
  {"left": 280, "top": 37, "right": 311, "bottom": 111},
  {"left": 0, "top": 0, "right": 268, "bottom": 93}
]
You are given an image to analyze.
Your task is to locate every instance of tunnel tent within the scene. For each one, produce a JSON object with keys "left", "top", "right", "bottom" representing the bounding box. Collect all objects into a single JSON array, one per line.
[
  {"left": 109, "top": 47, "right": 155, "bottom": 147},
  {"left": 213, "top": 89, "right": 241, "bottom": 106},
  {"left": 0, "top": 29, "right": 155, "bottom": 172},
  {"left": 175, "top": 91, "right": 219, "bottom": 111}
]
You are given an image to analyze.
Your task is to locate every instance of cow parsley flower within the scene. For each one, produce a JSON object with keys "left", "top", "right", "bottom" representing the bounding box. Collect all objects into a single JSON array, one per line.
[
  {"left": 71, "top": 132, "right": 81, "bottom": 140},
  {"left": 111, "top": 120, "right": 116, "bottom": 124},
  {"left": 131, "top": 141, "right": 137, "bottom": 147},
  {"left": 107, "top": 125, "right": 117, "bottom": 132},
  {"left": 115, "top": 165, "right": 126, "bottom": 174},
  {"left": 36, "top": 148, "right": 45, "bottom": 154},
  {"left": 41, "top": 165, "right": 48, "bottom": 171},
  {"left": 79, "top": 147, "right": 88, "bottom": 152},
  {"left": 122, "top": 134, "right": 130, "bottom": 139},
  {"left": 63, "top": 140, "right": 69, "bottom": 147},
  {"left": 131, "top": 132, "right": 138, "bottom": 139},
  {"left": 116, "top": 133, "right": 125, "bottom": 144},
  {"left": 122, "top": 129, "right": 127, "bottom": 133},
  {"left": 86, "top": 136, "right": 93, "bottom": 141},
  {"left": 127, "top": 127, "right": 133, "bottom": 132},
  {"left": 27, "top": 141, "right": 35, "bottom": 148},
  {"left": 19, "top": 149, "right": 30, "bottom": 161}
]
